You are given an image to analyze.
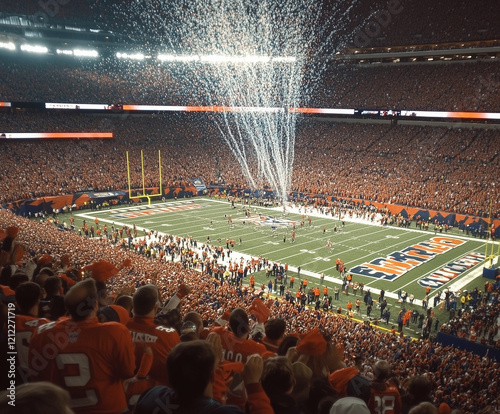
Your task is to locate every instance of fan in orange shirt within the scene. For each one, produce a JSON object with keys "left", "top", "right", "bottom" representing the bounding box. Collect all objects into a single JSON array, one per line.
[
  {"left": 14, "top": 282, "right": 50, "bottom": 384},
  {"left": 212, "top": 308, "right": 273, "bottom": 363},
  {"left": 29, "top": 278, "right": 136, "bottom": 414},
  {"left": 126, "top": 284, "right": 181, "bottom": 386},
  {"left": 367, "top": 360, "right": 402, "bottom": 414}
]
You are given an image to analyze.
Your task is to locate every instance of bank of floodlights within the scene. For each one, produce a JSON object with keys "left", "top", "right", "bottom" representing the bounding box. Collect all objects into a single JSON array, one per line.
[
  {"left": 73, "top": 49, "right": 98, "bottom": 57},
  {"left": 0, "top": 42, "right": 15, "bottom": 51},
  {"left": 56, "top": 49, "right": 99, "bottom": 57},
  {"left": 157, "top": 54, "right": 199, "bottom": 62},
  {"left": 116, "top": 52, "right": 146, "bottom": 60},
  {"left": 157, "top": 54, "right": 296, "bottom": 64},
  {"left": 20, "top": 44, "right": 48, "bottom": 54}
]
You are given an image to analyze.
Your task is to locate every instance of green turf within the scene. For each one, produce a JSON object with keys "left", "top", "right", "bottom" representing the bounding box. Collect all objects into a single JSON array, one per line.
[{"left": 61, "top": 196, "right": 493, "bottom": 338}]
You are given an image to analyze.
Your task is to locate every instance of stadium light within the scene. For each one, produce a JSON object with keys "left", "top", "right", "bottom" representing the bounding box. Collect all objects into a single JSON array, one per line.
[
  {"left": 20, "top": 44, "right": 48, "bottom": 54},
  {"left": 272, "top": 56, "right": 296, "bottom": 62},
  {"left": 56, "top": 49, "right": 74, "bottom": 55},
  {"left": 157, "top": 54, "right": 295, "bottom": 64},
  {"left": 200, "top": 55, "right": 271, "bottom": 63},
  {"left": 158, "top": 54, "right": 199, "bottom": 62},
  {"left": 116, "top": 52, "right": 145, "bottom": 60},
  {"left": 73, "top": 49, "right": 99, "bottom": 57},
  {"left": 0, "top": 42, "right": 15, "bottom": 51}
]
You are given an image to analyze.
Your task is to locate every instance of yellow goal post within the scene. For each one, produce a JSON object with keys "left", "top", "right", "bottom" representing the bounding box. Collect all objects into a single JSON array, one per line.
[{"left": 126, "top": 150, "right": 162, "bottom": 205}]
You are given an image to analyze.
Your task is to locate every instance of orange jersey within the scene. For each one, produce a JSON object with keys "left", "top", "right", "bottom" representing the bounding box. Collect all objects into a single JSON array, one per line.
[
  {"left": 261, "top": 336, "right": 280, "bottom": 353},
  {"left": 367, "top": 380, "right": 402, "bottom": 414},
  {"left": 15, "top": 314, "right": 50, "bottom": 382},
  {"left": 29, "top": 317, "right": 135, "bottom": 414},
  {"left": 212, "top": 326, "right": 272, "bottom": 363},
  {"left": 126, "top": 316, "right": 180, "bottom": 385}
]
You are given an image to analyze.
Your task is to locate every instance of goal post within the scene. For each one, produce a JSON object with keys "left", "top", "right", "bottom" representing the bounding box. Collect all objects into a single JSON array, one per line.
[
  {"left": 484, "top": 199, "right": 498, "bottom": 268},
  {"left": 126, "top": 150, "right": 162, "bottom": 205}
]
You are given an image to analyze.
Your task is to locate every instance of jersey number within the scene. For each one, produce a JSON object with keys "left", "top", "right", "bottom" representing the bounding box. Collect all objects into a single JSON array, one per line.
[
  {"left": 374, "top": 395, "right": 395, "bottom": 414},
  {"left": 56, "top": 353, "right": 98, "bottom": 408}
]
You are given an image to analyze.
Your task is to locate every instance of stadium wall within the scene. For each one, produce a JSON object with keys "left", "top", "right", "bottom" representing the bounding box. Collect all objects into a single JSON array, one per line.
[
  {"left": 3, "top": 187, "right": 499, "bottom": 238},
  {"left": 436, "top": 332, "right": 500, "bottom": 360},
  {"left": 3, "top": 186, "right": 199, "bottom": 216},
  {"left": 345, "top": 198, "right": 500, "bottom": 238}
]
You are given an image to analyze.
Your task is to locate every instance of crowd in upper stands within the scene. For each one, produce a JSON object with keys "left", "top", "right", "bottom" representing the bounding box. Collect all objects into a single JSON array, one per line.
[
  {"left": 1, "top": 58, "right": 499, "bottom": 111},
  {"left": 0, "top": 209, "right": 499, "bottom": 413},
  {"left": 0, "top": 112, "right": 498, "bottom": 219}
]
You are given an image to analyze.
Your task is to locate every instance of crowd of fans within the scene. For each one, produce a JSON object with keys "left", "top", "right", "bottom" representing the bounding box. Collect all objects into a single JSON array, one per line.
[
  {"left": 1, "top": 58, "right": 499, "bottom": 111},
  {"left": 1, "top": 3, "right": 499, "bottom": 413},
  {"left": 0, "top": 208, "right": 498, "bottom": 413},
  {"left": 1, "top": 112, "right": 498, "bottom": 218},
  {"left": 319, "top": 61, "right": 500, "bottom": 111}
]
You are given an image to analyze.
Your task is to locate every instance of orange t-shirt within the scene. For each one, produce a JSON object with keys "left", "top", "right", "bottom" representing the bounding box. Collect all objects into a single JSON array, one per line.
[
  {"left": 15, "top": 314, "right": 50, "bottom": 382},
  {"left": 126, "top": 316, "right": 180, "bottom": 385},
  {"left": 212, "top": 326, "right": 273, "bottom": 363},
  {"left": 29, "top": 317, "right": 135, "bottom": 414}
]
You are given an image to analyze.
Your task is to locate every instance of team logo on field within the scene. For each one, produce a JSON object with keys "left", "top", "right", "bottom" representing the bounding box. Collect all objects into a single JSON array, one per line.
[
  {"left": 349, "top": 237, "right": 465, "bottom": 281},
  {"left": 238, "top": 215, "right": 296, "bottom": 228}
]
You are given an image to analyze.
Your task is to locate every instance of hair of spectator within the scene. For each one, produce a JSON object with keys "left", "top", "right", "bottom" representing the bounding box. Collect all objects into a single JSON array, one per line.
[
  {"left": 132, "top": 284, "right": 159, "bottom": 316},
  {"left": 407, "top": 375, "right": 434, "bottom": 401},
  {"left": 261, "top": 356, "right": 296, "bottom": 396},
  {"left": 15, "top": 281, "right": 42, "bottom": 313},
  {"left": 166, "top": 340, "right": 216, "bottom": 402},
  {"left": 114, "top": 294, "right": 133, "bottom": 315},
  {"left": 43, "top": 276, "right": 62, "bottom": 297},
  {"left": 277, "top": 334, "right": 300, "bottom": 356},
  {"left": 8, "top": 272, "right": 29, "bottom": 290},
  {"left": 408, "top": 401, "right": 439, "bottom": 414},
  {"left": 373, "top": 359, "right": 392, "bottom": 381},
  {"left": 229, "top": 307, "right": 250, "bottom": 338},
  {"left": 183, "top": 311, "right": 204, "bottom": 335},
  {"left": 265, "top": 318, "right": 287, "bottom": 341},
  {"left": 64, "top": 278, "right": 97, "bottom": 321},
  {"left": 0, "top": 381, "right": 74, "bottom": 414}
]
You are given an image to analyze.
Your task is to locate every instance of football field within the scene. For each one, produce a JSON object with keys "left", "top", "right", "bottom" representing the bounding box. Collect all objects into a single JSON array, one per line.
[{"left": 73, "top": 196, "right": 493, "bottom": 337}]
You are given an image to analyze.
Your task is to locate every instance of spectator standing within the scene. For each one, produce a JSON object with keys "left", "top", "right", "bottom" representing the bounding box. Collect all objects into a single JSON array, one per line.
[
  {"left": 127, "top": 284, "right": 181, "bottom": 386},
  {"left": 29, "top": 278, "right": 136, "bottom": 414}
]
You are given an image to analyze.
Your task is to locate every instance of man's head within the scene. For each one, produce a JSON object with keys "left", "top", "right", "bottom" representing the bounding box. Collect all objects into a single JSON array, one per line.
[
  {"left": 64, "top": 278, "right": 97, "bottom": 321},
  {"left": 265, "top": 318, "right": 286, "bottom": 341},
  {"left": 261, "top": 356, "right": 295, "bottom": 396},
  {"left": 229, "top": 308, "right": 250, "bottom": 338},
  {"left": 15, "top": 282, "right": 42, "bottom": 314},
  {"left": 43, "top": 276, "right": 62, "bottom": 297},
  {"left": 167, "top": 340, "right": 216, "bottom": 402},
  {"left": 114, "top": 295, "right": 133, "bottom": 315},
  {"left": 0, "top": 381, "right": 74, "bottom": 414},
  {"left": 373, "top": 360, "right": 391, "bottom": 381},
  {"left": 132, "top": 284, "right": 159, "bottom": 317},
  {"left": 180, "top": 311, "right": 204, "bottom": 341},
  {"left": 183, "top": 311, "right": 203, "bottom": 335}
]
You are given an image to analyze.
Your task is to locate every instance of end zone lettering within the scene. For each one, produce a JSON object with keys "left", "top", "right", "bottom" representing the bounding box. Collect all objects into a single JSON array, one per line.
[
  {"left": 350, "top": 237, "right": 465, "bottom": 281},
  {"left": 116, "top": 204, "right": 203, "bottom": 218},
  {"left": 418, "top": 253, "right": 485, "bottom": 287}
]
